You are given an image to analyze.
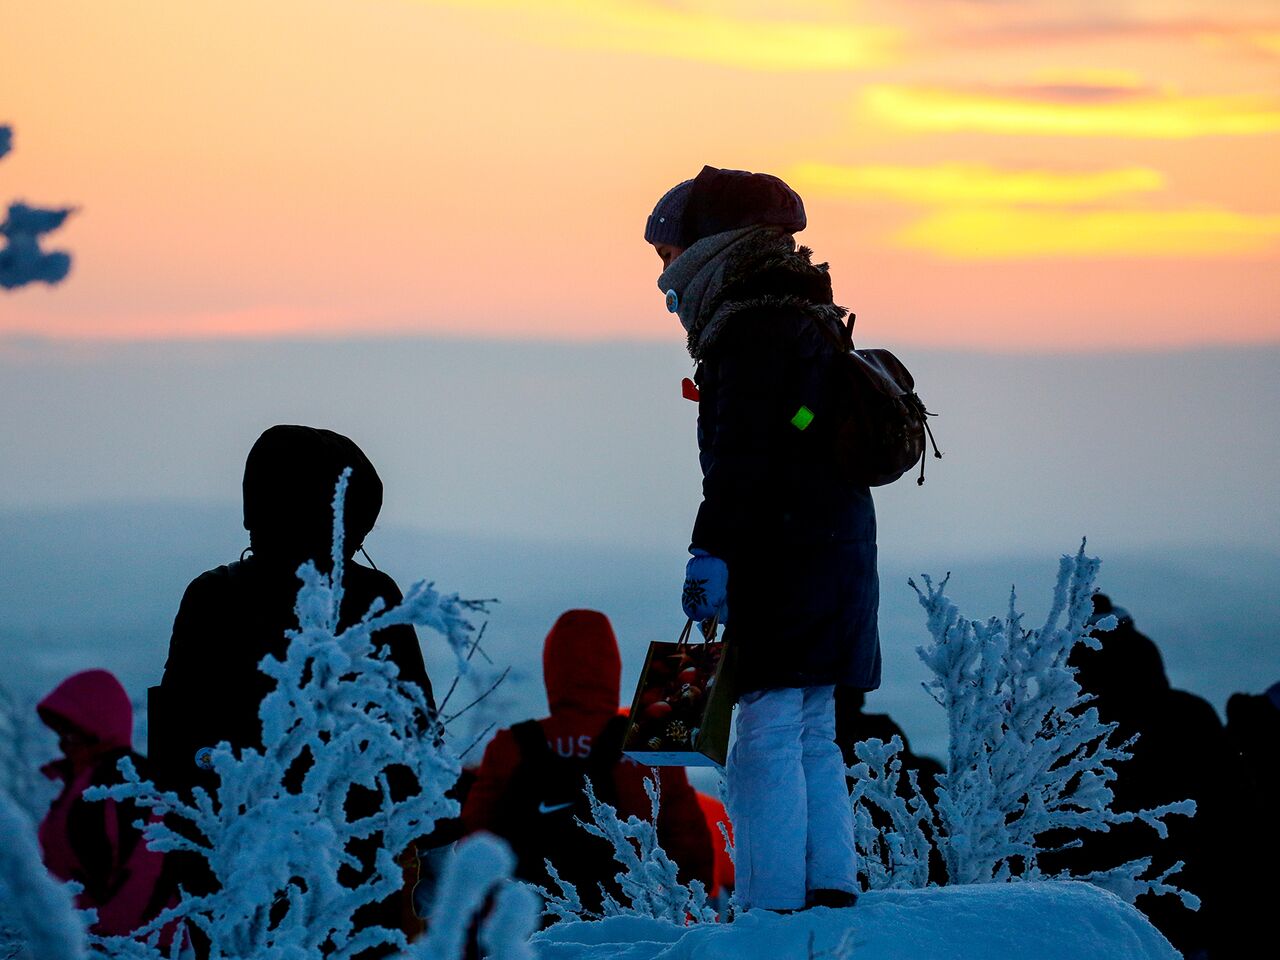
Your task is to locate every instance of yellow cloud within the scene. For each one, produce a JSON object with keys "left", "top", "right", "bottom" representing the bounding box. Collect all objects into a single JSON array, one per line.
[
  {"left": 898, "top": 207, "right": 1280, "bottom": 259},
  {"left": 864, "top": 84, "right": 1280, "bottom": 138},
  {"left": 1030, "top": 68, "right": 1146, "bottom": 90},
  {"left": 1251, "top": 31, "right": 1280, "bottom": 56},
  {"left": 420, "top": 0, "right": 900, "bottom": 71},
  {"left": 788, "top": 162, "right": 1165, "bottom": 206}
]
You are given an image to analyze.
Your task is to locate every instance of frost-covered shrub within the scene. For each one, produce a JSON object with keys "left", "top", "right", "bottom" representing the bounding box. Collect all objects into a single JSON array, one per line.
[
  {"left": 84, "top": 470, "right": 535, "bottom": 959},
  {"left": 0, "top": 683, "right": 55, "bottom": 823},
  {"left": 0, "top": 789, "right": 87, "bottom": 960},
  {"left": 0, "top": 687, "right": 70, "bottom": 960},
  {"left": 536, "top": 777, "right": 717, "bottom": 926},
  {"left": 850, "top": 543, "right": 1196, "bottom": 908},
  {"left": 435, "top": 621, "right": 518, "bottom": 766},
  {"left": 848, "top": 736, "right": 934, "bottom": 891},
  {"left": 414, "top": 834, "right": 539, "bottom": 960}
]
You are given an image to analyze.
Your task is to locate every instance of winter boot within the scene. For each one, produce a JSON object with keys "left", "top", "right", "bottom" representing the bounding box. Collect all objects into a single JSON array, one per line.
[{"left": 807, "top": 889, "right": 858, "bottom": 909}]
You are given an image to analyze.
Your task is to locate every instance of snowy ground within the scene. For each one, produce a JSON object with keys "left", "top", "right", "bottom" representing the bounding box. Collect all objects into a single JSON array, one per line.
[{"left": 532, "top": 882, "right": 1180, "bottom": 960}]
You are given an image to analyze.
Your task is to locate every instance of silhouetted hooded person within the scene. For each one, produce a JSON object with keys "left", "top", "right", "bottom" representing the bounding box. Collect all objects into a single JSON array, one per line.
[
  {"left": 1071, "top": 597, "right": 1170, "bottom": 718},
  {"left": 1046, "top": 595, "right": 1259, "bottom": 959},
  {"left": 461, "top": 610, "right": 714, "bottom": 911},
  {"left": 834, "top": 687, "right": 943, "bottom": 794},
  {"left": 152, "top": 425, "right": 433, "bottom": 797},
  {"left": 150, "top": 425, "right": 434, "bottom": 950},
  {"left": 1226, "top": 682, "right": 1280, "bottom": 922},
  {"left": 38, "top": 670, "right": 170, "bottom": 939},
  {"left": 1228, "top": 680, "right": 1280, "bottom": 800}
]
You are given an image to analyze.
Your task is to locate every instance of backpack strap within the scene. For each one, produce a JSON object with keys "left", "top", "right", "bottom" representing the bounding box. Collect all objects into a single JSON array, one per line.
[
  {"left": 586, "top": 716, "right": 629, "bottom": 770},
  {"left": 582, "top": 715, "right": 630, "bottom": 808},
  {"left": 510, "top": 720, "right": 550, "bottom": 763}
]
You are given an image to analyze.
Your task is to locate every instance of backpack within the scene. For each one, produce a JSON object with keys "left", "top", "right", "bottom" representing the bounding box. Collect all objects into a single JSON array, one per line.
[
  {"left": 816, "top": 314, "right": 943, "bottom": 487},
  {"left": 493, "top": 715, "right": 630, "bottom": 909}
]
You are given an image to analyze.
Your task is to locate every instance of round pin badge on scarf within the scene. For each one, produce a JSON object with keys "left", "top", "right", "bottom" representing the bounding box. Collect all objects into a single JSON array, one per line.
[{"left": 665, "top": 289, "right": 680, "bottom": 313}]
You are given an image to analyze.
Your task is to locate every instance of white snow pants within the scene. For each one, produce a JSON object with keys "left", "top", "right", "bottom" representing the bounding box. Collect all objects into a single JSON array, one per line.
[{"left": 725, "top": 684, "right": 857, "bottom": 911}]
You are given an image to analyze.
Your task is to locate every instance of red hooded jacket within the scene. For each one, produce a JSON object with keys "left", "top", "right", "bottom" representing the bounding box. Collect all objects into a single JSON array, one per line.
[
  {"left": 38, "top": 670, "right": 169, "bottom": 939},
  {"left": 461, "top": 610, "right": 714, "bottom": 887},
  {"left": 695, "top": 791, "right": 735, "bottom": 897}
]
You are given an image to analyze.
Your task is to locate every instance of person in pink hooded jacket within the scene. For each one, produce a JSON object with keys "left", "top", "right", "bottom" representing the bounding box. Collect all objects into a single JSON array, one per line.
[{"left": 37, "top": 669, "right": 169, "bottom": 938}]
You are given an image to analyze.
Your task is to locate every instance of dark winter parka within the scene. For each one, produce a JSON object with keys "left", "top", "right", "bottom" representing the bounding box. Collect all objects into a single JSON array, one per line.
[
  {"left": 151, "top": 427, "right": 436, "bottom": 952},
  {"left": 150, "top": 426, "right": 435, "bottom": 802},
  {"left": 684, "top": 232, "right": 881, "bottom": 695}
]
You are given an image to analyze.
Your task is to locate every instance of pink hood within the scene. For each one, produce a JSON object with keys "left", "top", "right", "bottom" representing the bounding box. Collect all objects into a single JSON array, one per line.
[{"left": 38, "top": 669, "right": 133, "bottom": 752}]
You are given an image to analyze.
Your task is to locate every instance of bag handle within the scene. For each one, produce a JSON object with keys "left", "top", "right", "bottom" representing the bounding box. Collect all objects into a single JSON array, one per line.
[{"left": 678, "top": 615, "right": 720, "bottom": 646}]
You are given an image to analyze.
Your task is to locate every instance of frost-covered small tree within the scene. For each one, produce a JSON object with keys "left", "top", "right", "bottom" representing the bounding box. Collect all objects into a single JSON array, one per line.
[
  {"left": 91, "top": 470, "right": 529, "bottom": 959},
  {"left": 0, "top": 789, "right": 87, "bottom": 960},
  {"left": 1, "top": 126, "right": 74, "bottom": 290},
  {"left": 849, "top": 543, "right": 1196, "bottom": 907},
  {"left": 0, "top": 682, "right": 56, "bottom": 823},
  {"left": 847, "top": 736, "right": 934, "bottom": 891},
  {"left": 910, "top": 543, "right": 1195, "bottom": 893},
  {"left": 535, "top": 777, "right": 717, "bottom": 926}
]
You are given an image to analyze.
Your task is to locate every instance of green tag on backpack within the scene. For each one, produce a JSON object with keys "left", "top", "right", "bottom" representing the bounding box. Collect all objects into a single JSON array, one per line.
[{"left": 790, "top": 405, "right": 815, "bottom": 431}]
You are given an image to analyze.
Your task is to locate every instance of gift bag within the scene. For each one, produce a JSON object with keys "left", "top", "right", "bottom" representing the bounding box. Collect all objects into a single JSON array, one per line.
[{"left": 623, "top": 619, "right": 734, "bottom": 767}]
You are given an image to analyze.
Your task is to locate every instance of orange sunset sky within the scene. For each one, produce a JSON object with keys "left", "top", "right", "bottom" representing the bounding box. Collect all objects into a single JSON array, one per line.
[{"left": 2, "top": 0, "right": 1278, "bottom": 350}]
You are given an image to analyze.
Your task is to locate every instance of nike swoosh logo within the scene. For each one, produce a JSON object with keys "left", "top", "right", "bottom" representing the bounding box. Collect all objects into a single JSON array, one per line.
[{"left": 538, "top": 801, "right": 574, "bottom": 815}]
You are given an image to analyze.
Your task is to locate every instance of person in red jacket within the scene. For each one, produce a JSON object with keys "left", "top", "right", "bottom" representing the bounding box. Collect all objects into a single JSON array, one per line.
[
  {"left": 695, "top": 791, "right": 735, "bottom": 901},
  {"left": 37, "top": 670, "right": 170, "bottom": 940},
  {"left": 462, "top": 610, "right": 714, "bottom": 907}
]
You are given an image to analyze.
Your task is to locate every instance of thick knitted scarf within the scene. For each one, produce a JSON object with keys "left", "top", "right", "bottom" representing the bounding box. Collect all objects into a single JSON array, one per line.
[{"left": 658, "top": 226, "right": 847, "bottom": 361}]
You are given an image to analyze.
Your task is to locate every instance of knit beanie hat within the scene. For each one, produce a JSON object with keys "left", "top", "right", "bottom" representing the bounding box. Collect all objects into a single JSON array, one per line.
[
  {"left": 644, "top": 178, "right": 694, "bottom": 246},
  {"left": 644, "top": 165, "right": 806, "bottom": 248}
]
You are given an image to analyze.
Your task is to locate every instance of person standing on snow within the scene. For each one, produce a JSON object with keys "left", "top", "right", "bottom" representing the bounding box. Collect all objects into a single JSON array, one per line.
[
  {"left": 645, "top": 166, "right": 880, "bottom": 912},
  {"left": 37, "top": 670, "right": 171, "bottom": 939}
]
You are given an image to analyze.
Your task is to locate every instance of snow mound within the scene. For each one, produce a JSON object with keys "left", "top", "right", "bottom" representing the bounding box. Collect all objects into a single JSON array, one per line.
[{"left": 531, "top": 881, "right": 1179, "bottom": 960}]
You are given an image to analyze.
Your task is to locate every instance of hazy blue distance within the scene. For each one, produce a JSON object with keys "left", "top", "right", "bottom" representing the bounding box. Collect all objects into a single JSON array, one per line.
[{"left": 1, "top": 337, "right": 1277, "bottom": 767}]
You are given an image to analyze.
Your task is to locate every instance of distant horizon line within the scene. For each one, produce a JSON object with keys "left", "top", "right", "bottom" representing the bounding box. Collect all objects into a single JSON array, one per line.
[
  {"left": 3, "top": 329, "right": 1279, "bottom": 358},
  {"left": 2, "top": 496, "right": 1277, "bottom": 564}
]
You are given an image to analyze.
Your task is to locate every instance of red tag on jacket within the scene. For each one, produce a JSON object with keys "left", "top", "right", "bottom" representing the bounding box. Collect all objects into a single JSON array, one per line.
[{"left": 681, "top": 377, "right": 700, "bottom": 402}]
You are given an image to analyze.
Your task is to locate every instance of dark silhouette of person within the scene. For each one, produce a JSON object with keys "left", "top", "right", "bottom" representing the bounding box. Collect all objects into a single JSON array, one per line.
[
  {"left": 461, "top": 610, "right": 714, "bottom": 912},
  {"left": 834, "top": 687, "right": 943, "bottom": 793},
  {"left": 38, "top": 670, "right": 172, "bottom": 941},
  {"left": 1226, "top": 680, "right": 1279, "bottom": 939},
  {"left": 1227, "top": 681, "right": 1279, "bottom": 811},
  {"left": 1046, "top": 594, "right": 1259, "bottom": 959},
  {"left": 149, "top": 425, "right": 435, "bottom": 954}
]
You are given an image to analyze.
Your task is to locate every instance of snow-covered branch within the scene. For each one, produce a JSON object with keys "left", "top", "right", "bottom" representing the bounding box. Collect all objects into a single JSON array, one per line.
[
  {"left": 0, "top": 790, "right": 87, "bottom": 960},
  {"left": 535, "top": 777, "right": 717, "bottom": 926},
  {"left": 848, "top": 736, "right": 935, "bottom": 891},
  {"left": 1, "top": 126, "right": 73, "bottom": 291}
]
